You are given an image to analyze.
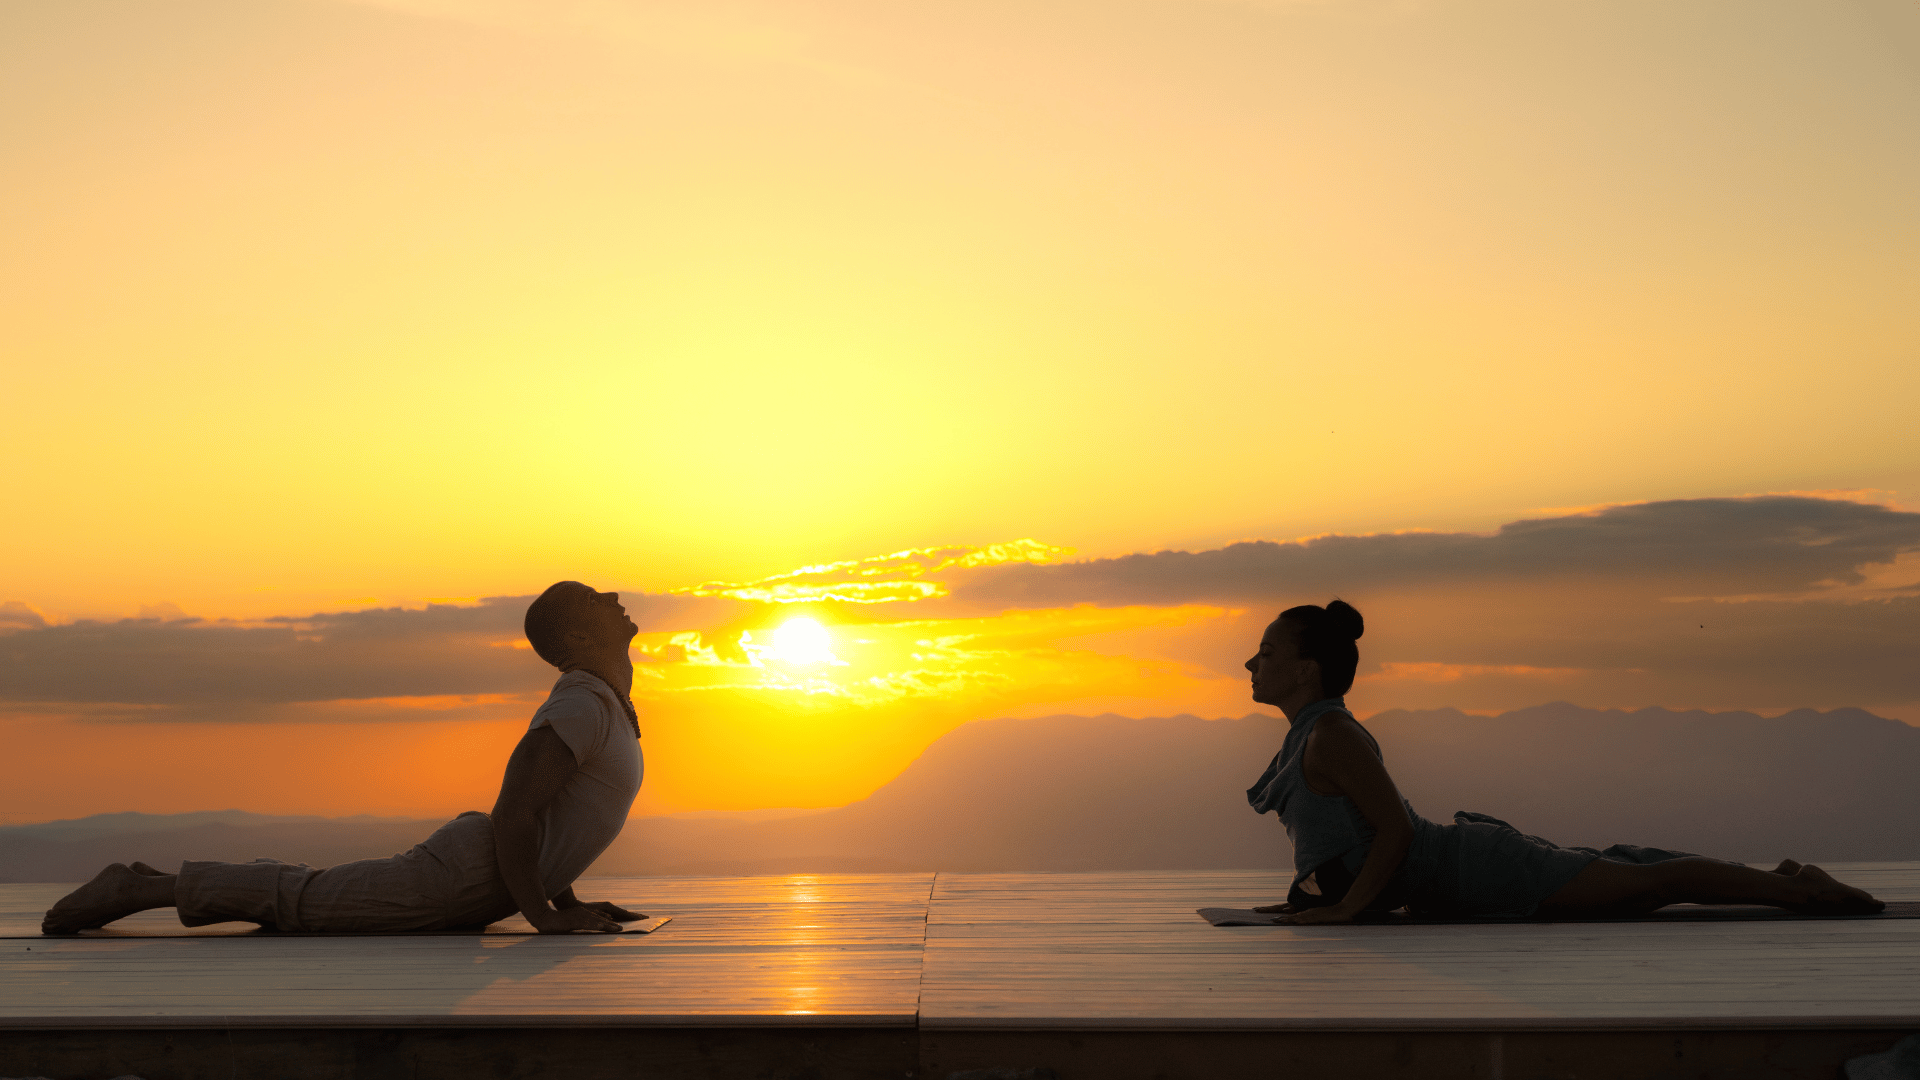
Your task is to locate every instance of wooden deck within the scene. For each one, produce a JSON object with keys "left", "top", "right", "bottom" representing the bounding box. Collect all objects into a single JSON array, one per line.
[
  {"left": 2, "top": 864, "right": 1917, "bottom": 1079},
  {"left": 923, "top": 866, "right": 1920, "bottom": 1029},
  {"left": 0, "top": 873, "right": 931, "bottom": 1027}
]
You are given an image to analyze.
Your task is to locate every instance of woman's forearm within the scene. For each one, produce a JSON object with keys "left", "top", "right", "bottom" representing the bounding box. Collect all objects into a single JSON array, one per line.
[
  {"left": 491, "top": 811, "right": 555, "bottom": 924},
  {"left": 1334, "top": 827, "right": 1412, "bottom": 915}
]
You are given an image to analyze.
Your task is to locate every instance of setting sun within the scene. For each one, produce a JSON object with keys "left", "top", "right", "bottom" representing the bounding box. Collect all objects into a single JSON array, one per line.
[{"left": 769, "top": 618, "right": 836, "bottom": 666}]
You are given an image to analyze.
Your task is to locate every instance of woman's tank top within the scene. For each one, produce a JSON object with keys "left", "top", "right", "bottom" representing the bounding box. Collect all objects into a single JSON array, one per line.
[{"left": 1245, "top": 697, "right": 1443, "bottom": 895}]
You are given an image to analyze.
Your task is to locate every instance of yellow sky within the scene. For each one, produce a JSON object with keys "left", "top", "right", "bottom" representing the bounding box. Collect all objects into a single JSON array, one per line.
[
  {"left": 2, "top": 0, "right": 1917, "bottom": 822},
  {"left": 5, "top": 0, "right": 1916, "bottom": 622}
]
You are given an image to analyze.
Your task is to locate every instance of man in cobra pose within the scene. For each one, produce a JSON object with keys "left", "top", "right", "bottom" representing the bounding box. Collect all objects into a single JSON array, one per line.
[{"left": 43, "top": 581, "right": 646, "bottom": 936}]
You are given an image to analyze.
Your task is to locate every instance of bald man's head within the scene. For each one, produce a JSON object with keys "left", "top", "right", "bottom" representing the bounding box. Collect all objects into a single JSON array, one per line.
[{"left": 524, "top": 581, "right": 594, "bottom": 668}]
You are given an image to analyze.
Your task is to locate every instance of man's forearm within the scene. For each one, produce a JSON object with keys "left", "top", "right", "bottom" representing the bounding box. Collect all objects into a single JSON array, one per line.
[{"left": 491, "top": 811, "right": 555, "bottom": 923}]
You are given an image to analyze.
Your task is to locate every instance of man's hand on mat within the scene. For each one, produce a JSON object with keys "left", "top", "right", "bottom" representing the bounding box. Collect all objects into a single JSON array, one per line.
[
  {"left": 552, "top": 891, "right": 647, "bottom": 922},
  {"left": 1251, "top": 903, "right": 1297, "bottom": 914},
  {"left": 532, "top": 905, "right": 625, "bottom": 934},
  {"left": 1272, "top": 906, "right": 1354, "bottom": 925},
  {"left": 578, "top": 900, "right": 647, "bottom": 922}
]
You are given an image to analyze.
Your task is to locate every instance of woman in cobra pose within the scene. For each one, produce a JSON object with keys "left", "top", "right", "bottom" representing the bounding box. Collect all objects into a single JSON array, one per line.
[{"left": 1245, "top": 600, "right": 1884, "bottom": 924}]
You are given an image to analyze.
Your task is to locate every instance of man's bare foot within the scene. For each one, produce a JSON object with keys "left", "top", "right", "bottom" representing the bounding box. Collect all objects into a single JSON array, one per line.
[
  {"left": 41, "top": 864, "right": 167, "bottom": 934},
  {"left": 129, "top": 861, "right": 167, "bottom": 876},
  {"left": 1786, "top": 863, "right": 1885, "bottom": 913},
  {"left": 1772, "top": 859, "right": 1802, "bottom": 876}
]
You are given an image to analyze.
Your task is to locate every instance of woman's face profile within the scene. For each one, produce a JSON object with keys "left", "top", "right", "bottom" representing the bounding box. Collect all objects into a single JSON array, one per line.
[{"left": 1245, "top": 619, "right": 1303, "bottom": 706}]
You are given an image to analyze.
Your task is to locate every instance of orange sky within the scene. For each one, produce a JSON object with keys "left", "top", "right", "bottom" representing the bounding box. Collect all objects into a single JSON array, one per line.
[
  {"left": 3, "top": 0, "right": 1917, "bottom": 823},
  {"left": 6, "top": 503, "right": 1918, "bottom": 825}
]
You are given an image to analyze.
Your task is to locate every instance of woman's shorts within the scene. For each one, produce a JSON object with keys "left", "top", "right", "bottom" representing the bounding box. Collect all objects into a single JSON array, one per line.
[{"left": 1412, "top": 813, "right": 1601, "bottom": 918}]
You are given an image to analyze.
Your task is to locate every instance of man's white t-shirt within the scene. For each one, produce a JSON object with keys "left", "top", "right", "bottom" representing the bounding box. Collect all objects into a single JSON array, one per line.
[{"left": 526, "top": 670, "right": 643, "bottom": 898}]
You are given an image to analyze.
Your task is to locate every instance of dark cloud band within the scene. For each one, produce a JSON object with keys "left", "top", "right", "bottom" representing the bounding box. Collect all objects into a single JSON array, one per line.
[
  {"left": 0, "top": 593, "right": 742, "bottom": 708},
  {"left": 945, "top": 497, "right": 1920, "bottom": 608},
  {"left": 1, "top": 496, "right": 1913, "bottom": 716}
]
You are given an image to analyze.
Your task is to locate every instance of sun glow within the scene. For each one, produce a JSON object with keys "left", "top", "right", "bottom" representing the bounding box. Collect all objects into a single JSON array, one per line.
[{"left": 769, "top": 618, "right": 837, "bottom": 665}]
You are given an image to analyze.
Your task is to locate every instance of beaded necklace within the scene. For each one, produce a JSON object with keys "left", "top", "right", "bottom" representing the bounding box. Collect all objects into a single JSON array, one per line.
[{"left": 572, "top": 669, "right": 642, "bottom": 739}]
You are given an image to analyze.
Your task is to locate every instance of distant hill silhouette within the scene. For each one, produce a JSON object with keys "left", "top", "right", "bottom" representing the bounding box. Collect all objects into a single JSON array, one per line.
[
  {"left": 4, "top": 704, "right": 1915, "bottom": 882},
  {"left": 1366, "top": 703, "right": 1920, "bottom": 862},
  {"left": 603, "top": 712, "right": 1289, "bottom": 875}
]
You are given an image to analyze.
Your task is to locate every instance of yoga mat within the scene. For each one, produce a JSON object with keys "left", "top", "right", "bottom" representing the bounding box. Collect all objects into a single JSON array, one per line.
[
  {"left": 1197, "top": 901, "right": 1920, "bottom": 926},
  {"left": 3, "top": 914, "right": 671, "bottom": 939}
]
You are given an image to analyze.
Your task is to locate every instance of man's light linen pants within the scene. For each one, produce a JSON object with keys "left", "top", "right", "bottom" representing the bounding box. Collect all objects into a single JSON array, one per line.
[{"left": 174, "top": 811, "right": 518, "bottom": 932}]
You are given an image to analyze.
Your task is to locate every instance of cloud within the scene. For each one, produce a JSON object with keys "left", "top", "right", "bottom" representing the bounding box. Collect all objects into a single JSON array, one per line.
[
  {"left": 0, "top": 592, "right": 744, "bottom": 710},
  {"left": 4, "top": 496, "right": 1915, "bottom": 721},
  {"left": 0, "top": 603, "right": 46, "bottom": 631},
  {"left": 941, "top": 497, "right": 1920, "bottom": 609},
  {"left": 1370, "top": 662, "right": 1590, "bottom": 683},
  {"left": 679, "top": 539, "right": 1067, "bottom": 604},
  {"left": 916, "top": 496, "right": 1920, "bottom": 715}
]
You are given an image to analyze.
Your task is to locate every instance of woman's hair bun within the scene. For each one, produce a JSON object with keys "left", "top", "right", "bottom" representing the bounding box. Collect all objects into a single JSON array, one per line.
[
  {"left": 1277, "top": 599, "right": 1365, "bottom": 695},
  {"left": 1324, "top": 599, "right": 1364, "bottom": 642}
]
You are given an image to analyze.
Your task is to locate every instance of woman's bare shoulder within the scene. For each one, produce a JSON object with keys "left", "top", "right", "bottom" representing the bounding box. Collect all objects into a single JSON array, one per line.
[
  {"left": 1302, "top": 711, "right": 1374, "bottom": 795},
  {"left": 1305, "top": 711, "right": 1384, "bottom": 769}
]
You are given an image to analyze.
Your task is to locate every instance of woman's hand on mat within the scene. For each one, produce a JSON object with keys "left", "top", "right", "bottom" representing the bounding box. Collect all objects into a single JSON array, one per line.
[
  {"left": 1251, "top": 903, "right": 1297, "bottom": 914},
  {"left": 1272, "top": 906, "right": 1354, "bottom": 925},
  {"left": 532, "top": 905, "right": 625, "bottom": 934}
]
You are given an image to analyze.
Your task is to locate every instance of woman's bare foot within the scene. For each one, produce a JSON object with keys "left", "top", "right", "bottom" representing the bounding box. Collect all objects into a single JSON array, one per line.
[
  {"left": 41, "top": 864, "right": 171, "bottom": 934},
  {"left": 1772, "top": 859, "right": 1802, "bottom": 876},
  {"left": 129, "top": 861, "right": 167, "bottom": 876},
  {"left": 1786, "top": 863, "right": 1885, "bottom": 913}
]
